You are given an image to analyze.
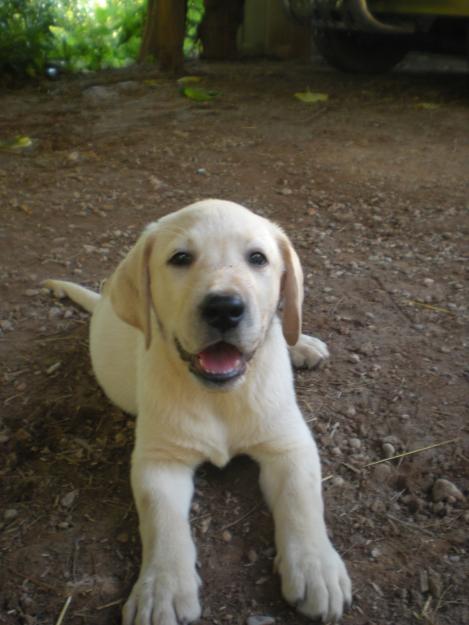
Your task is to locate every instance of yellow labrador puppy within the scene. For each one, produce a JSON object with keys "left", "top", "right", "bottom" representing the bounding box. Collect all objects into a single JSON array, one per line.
[{"left": 45, "top": 199, "right": 351, "bottom": 625}]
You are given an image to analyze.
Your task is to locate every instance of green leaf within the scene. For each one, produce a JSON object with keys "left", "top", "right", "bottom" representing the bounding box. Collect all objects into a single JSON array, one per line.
[
  {"left": 0, "top": 135, "right": 33, "bottom": 150},
  {"left": 178, "top": 75, "right": 202, "bottom": 85},
  {"left": 294, "top": 90, "right": 329, "bottom": 104},
  {"left": 415, "top": 102, "right": 440, "bottom": 111},
  {"left": 181, "top": 86, "right": 218, "bottom": 102}
]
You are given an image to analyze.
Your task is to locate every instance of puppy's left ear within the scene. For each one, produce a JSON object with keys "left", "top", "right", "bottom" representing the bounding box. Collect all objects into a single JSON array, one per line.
[{"left": 277, "top": 231, "right": 304, "bottom": 346}]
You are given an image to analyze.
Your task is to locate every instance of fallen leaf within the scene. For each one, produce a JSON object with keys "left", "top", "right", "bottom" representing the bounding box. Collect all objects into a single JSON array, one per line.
[
  {"left": 416, "top": 102, "right": 440, "bottom": 110},
  {"left": 0, "top": 135, "right": 34, "bottom": 150},
  {"left": 294, "top": 90, "right": 329, "bottom": 104},
  {"left": 181, "top": 86, "right": 218, "bottom": 102},
  {"left": 178, "top": 76, "right": 202, "bottom": 85}
]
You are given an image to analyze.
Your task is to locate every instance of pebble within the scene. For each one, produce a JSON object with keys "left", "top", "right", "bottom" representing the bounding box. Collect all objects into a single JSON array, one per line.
[
  {"left": 349, "top": 438, "right": 362, "bottom": 450},
  {"left": 25, "top": 288, "right": 40, "bottom": 297},
  {"left": 246, "top": 616, "right": 275, "bottom": 625},
  {"left": 4, "top": 509, "right": 19, "bottom": 521},
  {"left": 280, "top": 188, "right": 292, "bottom": 195},
  {"left": 222, "top": 530, "right": 232, "bottom": 542},
  {"left": 48, "top": 306, "right": 62, "bottom": 320},
  {"left": 359, "top": 341, "right": 374, "bottom": 356},
  {"left": 0, "top": 319, "right": 14, "bottom": 331},
  {"left": 432, "top": 479, "right": 465, "bottom": 503},
  {"left": 423, "top": 278, "right": 434, "bottom": 286},
  {"left": 382, "top": 442, "right": 395, "bottom": 458},
  {"left": 61, "top": 490, "right": 78, "bottom": 508},
  {"left": 247, "top": 549, "right": 258, "bottom": 563},
  {"left": 345, "top": 405, "right": 357, "bottom": 417},
  {"left": 349, "top": 353, "right": 360, "bottom": 364},
  {"left": 331, "top": 476, "right": 345, "bottom": 487},
  {"left": 373, "top": 463, "right": 392, "bottom": 481},
  {"left": 83, "top": 85, "right": 118, "bottom": 105}
]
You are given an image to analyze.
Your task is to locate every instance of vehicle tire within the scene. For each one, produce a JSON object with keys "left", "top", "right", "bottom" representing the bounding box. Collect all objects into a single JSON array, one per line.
[{"left": 313, "top": 28, "right": 408, "bottom": 73}]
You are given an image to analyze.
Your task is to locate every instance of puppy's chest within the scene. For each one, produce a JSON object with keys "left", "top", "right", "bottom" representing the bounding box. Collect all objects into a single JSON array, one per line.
[{"left": 179, "top": 412, "right": 250, "bottom": 468}]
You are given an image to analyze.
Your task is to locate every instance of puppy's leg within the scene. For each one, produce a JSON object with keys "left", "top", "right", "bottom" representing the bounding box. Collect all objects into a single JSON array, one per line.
[
  {"left": 255, "top": 440, "right": 351, "bottom": 623},
  {"left": 123, "top": 460, "right": 201, "bottom": 625},
  {"left": 289, "top": 333, "right": 329, "bottom": 369}
]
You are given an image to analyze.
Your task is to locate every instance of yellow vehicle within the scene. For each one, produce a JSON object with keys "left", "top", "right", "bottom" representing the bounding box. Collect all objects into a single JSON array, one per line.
[{"left": 283, "top": 0, "right": 469, "bottom": 72}]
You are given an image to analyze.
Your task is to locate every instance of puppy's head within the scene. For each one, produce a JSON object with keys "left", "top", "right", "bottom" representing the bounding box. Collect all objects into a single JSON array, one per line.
[{"left": 108, "top": 199, "right": 303, "bottom": 388}]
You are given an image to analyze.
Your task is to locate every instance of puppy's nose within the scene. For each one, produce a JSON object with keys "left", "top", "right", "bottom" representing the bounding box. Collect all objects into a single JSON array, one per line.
[{"left": 201, "top": 294, "right": 245, "bottom": 332}]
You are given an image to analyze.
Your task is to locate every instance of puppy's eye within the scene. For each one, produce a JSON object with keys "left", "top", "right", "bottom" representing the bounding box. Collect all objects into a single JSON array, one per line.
[
  {"left": 168, "top": 251, "right": 194, "bottom": 267},
  {"left": 248, "top": 251, "right": 268, "bottom": 266}
]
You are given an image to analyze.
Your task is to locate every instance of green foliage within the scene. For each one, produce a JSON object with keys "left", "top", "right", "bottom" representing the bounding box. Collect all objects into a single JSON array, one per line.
[
  {"left": 0, "top": 0, "right": 56, "bottom": 76},
  {"left": 185, "top": 0, "right": 204, "bottom": 58},
  {"left": 50, "top": 0, "right": 146, "bottom": 72},
  {"left": 0, "top": 0, "right": 205, "bottom": 77}
]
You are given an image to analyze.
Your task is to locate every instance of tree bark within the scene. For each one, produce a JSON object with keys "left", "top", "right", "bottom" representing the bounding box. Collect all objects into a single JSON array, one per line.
[
  {"left": 199, "top": 0, "right": 245, "bottom": 60},
  {"left": 139, "top": 0, "right": 187, "bottom": 72}
]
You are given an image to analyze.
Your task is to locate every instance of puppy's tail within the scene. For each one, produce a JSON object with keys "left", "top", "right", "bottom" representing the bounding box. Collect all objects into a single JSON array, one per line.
[{"left": 43, "top": 279, "right": 100, "bottom": 313}]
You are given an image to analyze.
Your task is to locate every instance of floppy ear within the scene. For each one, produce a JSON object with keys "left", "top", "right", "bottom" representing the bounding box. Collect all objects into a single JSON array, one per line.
[
  {"left": 107, "top": 229, "right": 157, "bottom": 349},
  {"left": 277, "top": 232, "right": 304, "bottom": 346}
]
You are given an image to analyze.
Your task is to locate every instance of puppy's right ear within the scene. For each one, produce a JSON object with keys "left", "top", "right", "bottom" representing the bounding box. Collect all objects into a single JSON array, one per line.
[{"left": 107, "top": 229, "right": 157, "bottom": 349}]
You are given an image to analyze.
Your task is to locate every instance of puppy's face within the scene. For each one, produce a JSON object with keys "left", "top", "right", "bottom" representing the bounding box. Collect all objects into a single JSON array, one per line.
[{"left": 109, "top": 200, "right": 303, "bottom": 388}]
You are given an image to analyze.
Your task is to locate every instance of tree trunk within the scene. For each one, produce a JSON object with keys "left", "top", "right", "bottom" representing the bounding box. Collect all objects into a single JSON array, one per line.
[
  {"left": 139, "top": 0, "right": 187, "bottom": 72},
  {"left": 199, "top": 0, "right": 245, "bottom": 60}
]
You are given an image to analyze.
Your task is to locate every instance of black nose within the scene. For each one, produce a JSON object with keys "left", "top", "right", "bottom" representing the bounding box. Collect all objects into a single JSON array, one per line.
[{"left": 201, "top": 294, "right": 245, "bottom": 332}]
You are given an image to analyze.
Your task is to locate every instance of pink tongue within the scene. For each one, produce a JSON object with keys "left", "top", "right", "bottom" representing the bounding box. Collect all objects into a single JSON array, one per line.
[{"left": 197, "top": 343, "right": 242, "bottom": 374}]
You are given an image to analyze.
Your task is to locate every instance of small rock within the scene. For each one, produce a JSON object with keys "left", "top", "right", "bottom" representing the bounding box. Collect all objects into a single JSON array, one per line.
[
  {"left": 117, "top": 532, "right": 129, "bottom": 543},
  {"left": 222, "top": 530, "right": 232, "bottom": 542},
  {"left": 382, "top": 442, "right": 395, "bottom": 458},
  {"left": 370, "top": 547, "right": 381, "bottom": 559},
  {"left": 61, "top": 490, "right": 78, "bottom": 508},
  {"left": 48, "top": 306, "right": 62, "bottom": 320},
  {"left": 115, "top": 80, "right": 141, "bottom": 95},
  {"left": 83, "top": 85, "right": 118, "bottom": 105},
  {"left": 423, "top": 278, "right": 434, "bottom": 287},
  {"left": 280, "top": 188, "right": 293, "bottom": 196},
  {"left": 359, "top": 341, "right": 374, "bottom": 356},
  {"left": 0, "top": 319, "right": 14, "bottom": 331},
  {"left": 196, "top": 168, "right": 207, "bottom": 175},
  {"left": 345, "top": 405, "right": 357, "bottom": 417},
  {"left": 372, "top": 463, "right": 392, "bottom": 481},
  {"left": 349, "top": 353, "right": 360, "bottom": 364},
  {"left": 331, "top": 446, "right": 342, "bottom": 457},
  {"left": 246, "top": 616, "right": 275, "bottom": 625},
  {"left": 349, "top": 437, "right": 362, "bottom": 450},
  {"left": 432, "top": 479, "right": 465, "bottom": 503},
  {"left": 247, "top": 549, "right": 258, "bottom": 563},
  {"left": 331, "top": 476, "right": 345, "bottom": 487},
  {"left": 25, "top": 288, "right": 40, "bottom": 297},
  {"left": 4, "top": 509, "right": 19, "bottom": 521}
]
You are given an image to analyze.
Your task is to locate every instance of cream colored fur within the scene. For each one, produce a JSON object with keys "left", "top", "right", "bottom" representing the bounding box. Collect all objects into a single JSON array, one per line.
[{"left": 44, "top": 199, "right": 350, "bottom": 625}]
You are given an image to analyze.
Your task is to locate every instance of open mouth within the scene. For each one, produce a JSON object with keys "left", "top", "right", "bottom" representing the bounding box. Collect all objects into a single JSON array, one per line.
[{"left": 176, "top": 339, "right": 246, "bottom": 385}]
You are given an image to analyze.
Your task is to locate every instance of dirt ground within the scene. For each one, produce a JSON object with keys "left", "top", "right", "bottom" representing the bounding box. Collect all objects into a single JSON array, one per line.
[{"left": 0, "top": 54, "right": 468, "bottom": 625}]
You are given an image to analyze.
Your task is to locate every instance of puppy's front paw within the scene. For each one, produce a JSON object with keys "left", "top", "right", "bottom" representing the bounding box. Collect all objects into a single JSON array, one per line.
[
  {"left": 289, "top": 334, "right": 330, "bottom": 370},
  {"left": 122, "top": 566, "right": 201, "bottom": 625},
  {"left": 277, "top": 540, "right": 351, "bottom": 623}
]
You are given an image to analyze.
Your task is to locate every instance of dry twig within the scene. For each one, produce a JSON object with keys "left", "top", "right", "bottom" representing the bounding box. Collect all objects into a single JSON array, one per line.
[
  {"left": 364, "top": 438, "right": 458, "bottom": 467},
  {"left": 55, "top": 595, "right": 72, "bottom": 625}
]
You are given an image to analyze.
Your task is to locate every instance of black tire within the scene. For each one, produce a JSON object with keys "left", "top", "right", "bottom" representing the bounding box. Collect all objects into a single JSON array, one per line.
[{"left": 313, "top": 28, "right": 408, "bottom": 73}]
